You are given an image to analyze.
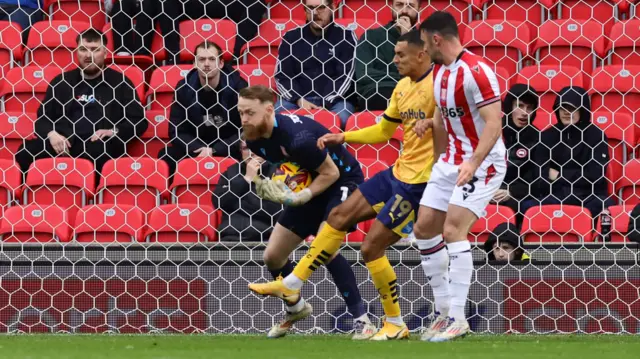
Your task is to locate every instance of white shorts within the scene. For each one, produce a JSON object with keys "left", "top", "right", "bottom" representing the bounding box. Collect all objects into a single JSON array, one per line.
[{"left": 420, "top": 159, "right": 506, "bottom": 218}]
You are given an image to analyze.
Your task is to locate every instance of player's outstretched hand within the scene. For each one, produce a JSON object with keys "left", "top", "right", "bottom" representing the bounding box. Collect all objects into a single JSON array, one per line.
[
  {"left": 413, "top": 118, "right": 434, "bottom": 138},
  {"left": 456, "top": 160, "right": 478, "bottom": 187},
  {"left": 317, "top": 133, "right": 345, "bottom": 150}
]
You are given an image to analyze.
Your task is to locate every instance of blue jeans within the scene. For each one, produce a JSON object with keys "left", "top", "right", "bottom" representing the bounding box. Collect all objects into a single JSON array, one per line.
[
  {"left": 276, "top": 96, "right": 354, "bottom": 129},
  {"left": 0, "top": 5, "right": 43, "bottom": 43}
]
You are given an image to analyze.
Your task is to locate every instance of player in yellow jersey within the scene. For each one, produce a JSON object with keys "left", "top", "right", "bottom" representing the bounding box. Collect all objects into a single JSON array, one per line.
[{"left": 248, "top": 30, "right": 436, "bottom": 340}]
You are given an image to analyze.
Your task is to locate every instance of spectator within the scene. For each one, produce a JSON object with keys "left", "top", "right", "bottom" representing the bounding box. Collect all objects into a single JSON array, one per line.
[
  {"left": 0, "top": 0, "right": 43, "bottom": 43},
  {"left": 493, "top": 84, "right": 543, "bottom": 226},
  {"left": 484, "top": 223, "right": 530, "bottom": 262},
  {"left": 274, "top": 0, "right": 356, "bottom": 128},
  {"left": 355, "top": 0, "right": 419, "bottom": 111},
  {"left": 15, "top": 29, "right": 146, "bottom": 174},
  {"left": 522, "top": 86, "right": 614, "bottom": 218},
  {"left": 213, "top": 141, "right": 283, "bottom": 242},
  {"left": 159, "top": 40, "right": 247, "bottom": 176}
]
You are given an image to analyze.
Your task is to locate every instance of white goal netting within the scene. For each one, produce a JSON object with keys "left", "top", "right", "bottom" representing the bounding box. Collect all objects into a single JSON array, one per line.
[{"left": 0, "top": 0, "right": 638, "bottom": 334}]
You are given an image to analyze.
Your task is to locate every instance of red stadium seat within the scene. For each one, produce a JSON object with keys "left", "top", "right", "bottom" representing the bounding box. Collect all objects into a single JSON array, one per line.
[
  {"left": 345, "top": 219, "right": 373, "bottom": 243},
  {"left": 607, "top": 20, "right": 640, "bottom": 66},
  {"left": 463, "top": 20, "right": 531, "bottom": 75},
  {"left": 334, "top": 18, "right": 381, "bottom": 39},
  {"left": 146, "top": 65, "right": 192, "bottom": 111},
  {"left": 0, "top": 204, "right": 71, "bottom": 243},
  {"left": 107, "top": 64, "right": 146, "bottom": 104},
  {"left": 290, "top": 109, "right": 342, "bottom": 133},
  {"left": 594, "top": 204, "right": 633, "bottom": 242},
  {"left": 359, "top": 158, "right": 390, "bottom": 180},
  {"left": 128, "top": 110, "right": 170, "bottom": 158},
  {"left": 24, "top": 158, "right": 95, "bottom": 214},
  {"left": 345, "top": 112, "right": 402, "bottom": 166},
  {"left": 26, "top": 21, "right": 91, "bottom": 68},
  {"left": 235, "top": 64, "right": 276, "bottom": 90},
  {"left": 590, "top": 66, "right": 640, "bottom": 135},
  {"left": 74, "top": 204, "right": 146, "bottom": 243},
  {"left": 170, "top": 157, "right": 237, "bottom": 207},
  {"left": 242, "top": 18, "right": 304, "bottom": 65},
  {"left": 0, "top": 66, "right": 63, "bottom": 113},
  {"left": 531, "top": 111, "right": 557, "bottom": 131},
  {"left": 101, "top": 23, "right": 154, "bottom": 68},
  {"left": 521, "top": 205, "right": 594, "bottom": 243},
  {"left": 0, "top": 112, "right": 36, "bottom": 160},
  {"left": 341, "top": 0, "right": 393, "bottom": 24},
  {"left": 144, "top": 204, "right": 218, "bottom": 243},
  {"left": 556, "top": 0, "right": 626, "bottom": 34},
  {"left": 97, "top": 157, "right": 169, "bottom": 214},
  {"left": 591, "top": 111, "right": 634, "bottom": 195},
  {"left": 44, "top": 0, "right": 107, "bottom": 29},
  {"left": 178, "top": 20, "right": 236, "bottom": 63},
  {"left": 420, "top": 0, "right": 475, "bottom": 24},
  {"left": 617, "top": 159, "right": 640, "bottom": 205},
  {"left": 0, "top": 160, "right": 21, "bottom": 207},
  {"left": 0, "top": 21, "right": 23, "bottom": 77},
  {"left": 533, "top": 19, "right": 606, "bottom": 71},
  {"left": 514, "top": 65, "right": 584, "bottom": 113},
  {"left": 480, "top": 0, "right": 556, "bottom": 34},
  {"left": 468, "top": 205, "right": 516, "bottom": 243},
  {"left": 269, "top": 0, "right": 307, "bottom": 21}
]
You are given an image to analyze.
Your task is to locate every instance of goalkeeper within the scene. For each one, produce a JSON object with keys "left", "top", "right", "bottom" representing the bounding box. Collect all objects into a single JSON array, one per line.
[
  {"left": 238, "top": 85, "right": 375, "bottom": 339},
  {"left": 249, "top": 30, "right": 437, "bottom": 340}
]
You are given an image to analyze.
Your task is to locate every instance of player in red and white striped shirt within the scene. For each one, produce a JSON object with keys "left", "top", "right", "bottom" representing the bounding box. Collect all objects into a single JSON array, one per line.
[{"left": 411, "top": 11, "right": 506, "bottom": 342}]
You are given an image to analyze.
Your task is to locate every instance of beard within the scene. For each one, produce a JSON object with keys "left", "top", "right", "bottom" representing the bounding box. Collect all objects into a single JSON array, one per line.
[
  {"left": 242, "top": 117, "right": 269, "bottom": 141},
  {"left": 395, "top": 12, "right": 417, "bottom": 26}
]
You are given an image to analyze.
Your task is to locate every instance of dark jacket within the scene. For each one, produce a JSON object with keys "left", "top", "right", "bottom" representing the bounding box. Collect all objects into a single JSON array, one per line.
[
  {"left": 169, "top": 67, "right": 247, "bottom": 153},
  {"left": 502, "top": 84, "right": 543, "bottom": 202},
  {"left": 484, "top": 223, "right": 529, "bottom": 261},
  {"left": 355, "top": 21, "right": 402, "bottom": 99},
  {"left": 534, "top": 86, "right": 609, "bottom": 200},
  {"left": 35, "top": 67, "right": 146, "bottom": 143},
  {"left": 275, "top": 23, "right": 356, "bottom": 106},
  {"left": 212, "top": 162, "right": 283, "bottom": 242}
]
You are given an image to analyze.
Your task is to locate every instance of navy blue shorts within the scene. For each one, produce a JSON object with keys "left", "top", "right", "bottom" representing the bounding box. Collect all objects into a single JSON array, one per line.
[
  {"left": 359, "top": 167, "right": 427, "bottom": 237},
  {"left": 278, "top": 175, "right": 363, "bottom": 238}
]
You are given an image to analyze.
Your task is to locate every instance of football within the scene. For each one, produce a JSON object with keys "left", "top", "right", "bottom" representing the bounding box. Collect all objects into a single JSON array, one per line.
[{"left": 271, "top": 162, "right": 312, "bottom": 193}]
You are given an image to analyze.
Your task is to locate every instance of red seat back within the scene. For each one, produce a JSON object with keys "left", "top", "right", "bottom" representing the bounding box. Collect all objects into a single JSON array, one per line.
[
  {"left": 44, "top": 0, "right": 107, "bottom": 29},
  {"left": 0, "top": 159, "right": 21, "bottom": 207},
  {"left": 171, "top": 157, "right": 237, "bottom": 207},
  {"left": 595, "top": 204, "right": 633, "bottom": 243},
  {"left": 177, "top": 20, "right": 236, "bottom": 63},
  {"left": 0, "top": 21, "right": 23, "bottom": 78},
  {"left": 26, "top": 21, "right": 91, "bottom": 69},
  {"left": 607, "top": 20, "right": 640, "bottom": 66},
  {"left": 514, "top": 65, "right": 584, "bottom": 113},
  {"left": 242, "top": 19, "right": 304, "bottom": 65},
  {"left": 617, "top": 160, "right": 640, "bottom": 205},
  {"left": 146, "top": 65, "right": 192, "bottom": 111},
  {"left": 74, "top": 204, "right": 146, "bottom": 243},
  {"left": 0, "top": 66, "right": 63, "bottom": 113},
  {"left": 463, "top": 20, "right": 531, "bottom": 75},
  {"left": 128, "top": 110, "right": 170, "bottom": 158},
  {"left": 145, "top": 204, "right": 218, "bottom": 243},
  {"left": 0, "top": 204, "right": 71, "bottom": 243},
  {"left": 235, "top": 64, "right": 276, "bottom": 90},
  {"left": 521, "top": 205, "right": 593, "bottom": 243},
  {"left": 0, "top": 113, "right": 36, "bottom": 160},
  {"left": 468, "top": 205, "right": 516, "bottom": 243},
  {"left": 345, "top": 112, "right": 402, "bottom": 165},
  {"left": 107, "top": 64, "right": 146, "bottom": 104}
]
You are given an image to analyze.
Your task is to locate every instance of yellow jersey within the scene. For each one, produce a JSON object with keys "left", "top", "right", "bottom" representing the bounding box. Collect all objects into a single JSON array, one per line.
[{"left": 383, "top": 70, "right": 436, "bottom": 184}]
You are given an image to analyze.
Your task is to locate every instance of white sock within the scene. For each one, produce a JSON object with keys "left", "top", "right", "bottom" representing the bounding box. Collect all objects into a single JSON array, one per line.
[
  {"left": 282, "top": 273, "right": 304, "bottom": 290},
  {"left": 416, "top": 235, "right": 450, "bottom": 317},
  {"left": 354, "top": 314, "right": 370, "bottom": 323},
  {"left": 447, "top": 240, "right": 473, "bottom": 322},
  {"left": 385, "top": 316, "right": 404, "bottom": 326},
  {"left": 286, "top": 297, "right": 306, "bottom": 313}
]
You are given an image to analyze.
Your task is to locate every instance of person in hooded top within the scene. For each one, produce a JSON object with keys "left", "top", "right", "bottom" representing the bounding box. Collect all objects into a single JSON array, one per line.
[
  {"left": 492, "top": 84, "right": 544, "bottom": 226},
  {"left": 484, "top": 222, "right": 530, "bottom": 262},
  {"left": 521, "top": 86, "right": 614, "bottom": 219}
]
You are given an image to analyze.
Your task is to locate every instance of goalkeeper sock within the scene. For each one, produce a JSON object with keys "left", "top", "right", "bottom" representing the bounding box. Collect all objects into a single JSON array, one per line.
[
  {"left": 268, "top": 260, "right": 294, "bottom": 281},
  {"left": 326, "top": 254, "right": 367, "bottom": 320},
  {"left": 366, "top": 256, "right": 403, "bottom": 325},
  {"left": 447, "top": 240, "right": 473, "bottom": 322},
  {"left": 416, "top": 235, "right": 450, "bottom": 316},
  {"left": 286, "top": 224, "right": 346, "bottom": 289}
]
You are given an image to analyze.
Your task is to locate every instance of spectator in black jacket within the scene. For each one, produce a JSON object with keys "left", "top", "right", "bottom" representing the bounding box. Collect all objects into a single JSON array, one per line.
[
  {"left": 484, "top": 223, "right": 530, "bottom": 262},
  {"left": 15, "top": 29, "right": 146, "bottom": 174},
  {"left": 159, "top": 40, "right": 248, "bottom": 176},
  {"left": 213, "top": 141, "right": 283, "bottom": 242},
  {"left": 493, "top": 84, "right": 543, "bottom": 226},
  {"left": 521, "top": 86, "right": 614, "bottom": 218}
]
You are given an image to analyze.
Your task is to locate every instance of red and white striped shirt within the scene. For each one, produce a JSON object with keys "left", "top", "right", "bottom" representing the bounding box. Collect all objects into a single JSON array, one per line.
[{"left": 433, "top": 50, "right": 506, "bottom": 168}]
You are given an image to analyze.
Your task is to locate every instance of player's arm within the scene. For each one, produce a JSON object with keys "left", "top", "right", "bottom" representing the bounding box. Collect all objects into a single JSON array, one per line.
[
  {"left": 431, "top": 107, "right": 448, "bottom": 158},
  {"left": 307, "top": 154, "right": 340, "bottom": 196},
  {"left": 345, "top": 117, "right": 400, "bottom": 144},
  {"left": 469, "top": 100, "right": 502, "bottom": 166}
]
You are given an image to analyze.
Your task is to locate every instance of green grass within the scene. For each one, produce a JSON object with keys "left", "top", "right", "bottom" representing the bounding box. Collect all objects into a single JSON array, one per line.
[{"left": 0, "top": 334, "right": 639, "bottom": 359}]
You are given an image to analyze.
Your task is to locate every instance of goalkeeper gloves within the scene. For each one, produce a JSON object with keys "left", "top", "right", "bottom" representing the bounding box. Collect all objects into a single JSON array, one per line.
[{"left": 252, "top": 177, "right": 313, "bottom": 207}]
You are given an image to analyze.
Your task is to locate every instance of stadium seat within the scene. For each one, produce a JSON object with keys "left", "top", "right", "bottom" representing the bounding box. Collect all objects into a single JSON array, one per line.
[
  {"left": 0, "top": 66, "right": 63, "bottom": 113},
  {"left": 590, "top": 66, "right": 640, "bottom": 133},
  {"left": 178, "top": 20, "right": 236, "bottom": 63},
  {"left": 44, "top": 0, "right": 107, "bottom": 30},
  {"left": 127, "top": 110, "right": 170, "bottom": 158},
  {"left": 241, "top": 18, "right": 304, "bottom": 65},
  {"left": 0, "top": 21, "right": 23, "bottom": 77},
  {"left": 107, "top": 64, "right": 146, "bottom": 104},
  {"left": 146, "top": 65, "right": 193, "bottom": 111},
  {"left": 74, "top": 204, "right": 146, "bottom": 243},
  {"left": 479, "top": 0, "right": 556, "bottom": 34},
  {"left": 345, "top": 219, "right": 373, "bottom": 243},
  {"left": 0, "top": 112, "right": 36, "bottom": 160},
  {"left": 420, "top": 0, "right": 475, "bottom": 24},
  {"left": 0, "top": 160, "right": 22, "bottom": 208},
  {"left": 97, "top": 157, "right": 169, "bottom": 214},
  {"left": 234, "top": 64, "right": 276, "bottom": 90},
  {"left": 26, "top": 21, "right": 91, "bottom": 68},
  {"left": 0, "top": 204, "right": 71, "bottom": 243},
  {"left": 359, "top": 158, "right": 389, "bottom": 180},
  {"left": 531, "top": 110, "right": 558, "bottom": 131},
  {"left": 591, "top": 111, "right": 634, "bottom": 195},
  {"left": 521, "top": 205, "right": 594, "bottom": 243},
  {"left": 341, "top": 0, "right": 393, "bottom": 24},
  {"left": 533, "top": 19, "right": 607, "bottom": 72},
  {"left": 617, "top": 159, "right": 640, "bottom": 205},
  {"left": 462, "top": 20, "right": 531, "bottom": 75},
  {"left": 607, "top": 20, "right": 640, "bottom": 66},
  {"left": 290, "top": 109, "right": 342, "bottom": 133},
  {"left": 23, "top": 158, "right": 95, "bottom": 213},
  {"left": 170, "top": 157, "right": 237, "bottom": 207},
  {"left": 101, "top": 23, "right": 155, "bottom": 68},
  {"left": 556, "top": 0, "right": 626, "bottom": 34},
  {"left": 144, "top": 204, "right": 218, "bottom": 243},
  {"left": 269, "top": 0, "right": 307, "bottom": 21},
  {"left": 468, "top": 204, "right": 516, "bottom": 243},
  {"left": 345, "top": 112, "right": 402, "bottom": 166},
  {"left": 595, "top": 204, "right": 633, "bottom": 242},
  {"left": 494, "top": 66, "right": 511, "bottom": 98},
  {"left": 334, "top": 18, "right": 381, "bottom": 39},
  {"left": 514, "top": 65, "right": 584, "bottom": 113}
]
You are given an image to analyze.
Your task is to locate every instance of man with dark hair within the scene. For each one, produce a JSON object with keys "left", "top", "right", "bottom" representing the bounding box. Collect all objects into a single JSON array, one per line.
[
  {"left": 15, "top": 29, "right": 147, "bottom": 174},
  {"left": 159, "top": 40, "right": 247, "bottom": 176},
  {"left": 355, "top": 0, "right": 420, "bottom": 110},
  {"left": 483, "top": 223, "right": 530, "bottom": 262},
  {"left": 274, "top": 0, "right": 357, "bottom": 128}
]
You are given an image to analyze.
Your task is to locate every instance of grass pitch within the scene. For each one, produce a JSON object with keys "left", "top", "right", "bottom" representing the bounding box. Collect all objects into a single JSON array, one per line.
[{"left": 0, "top": 334, "right": 638, "bottom": 359}]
